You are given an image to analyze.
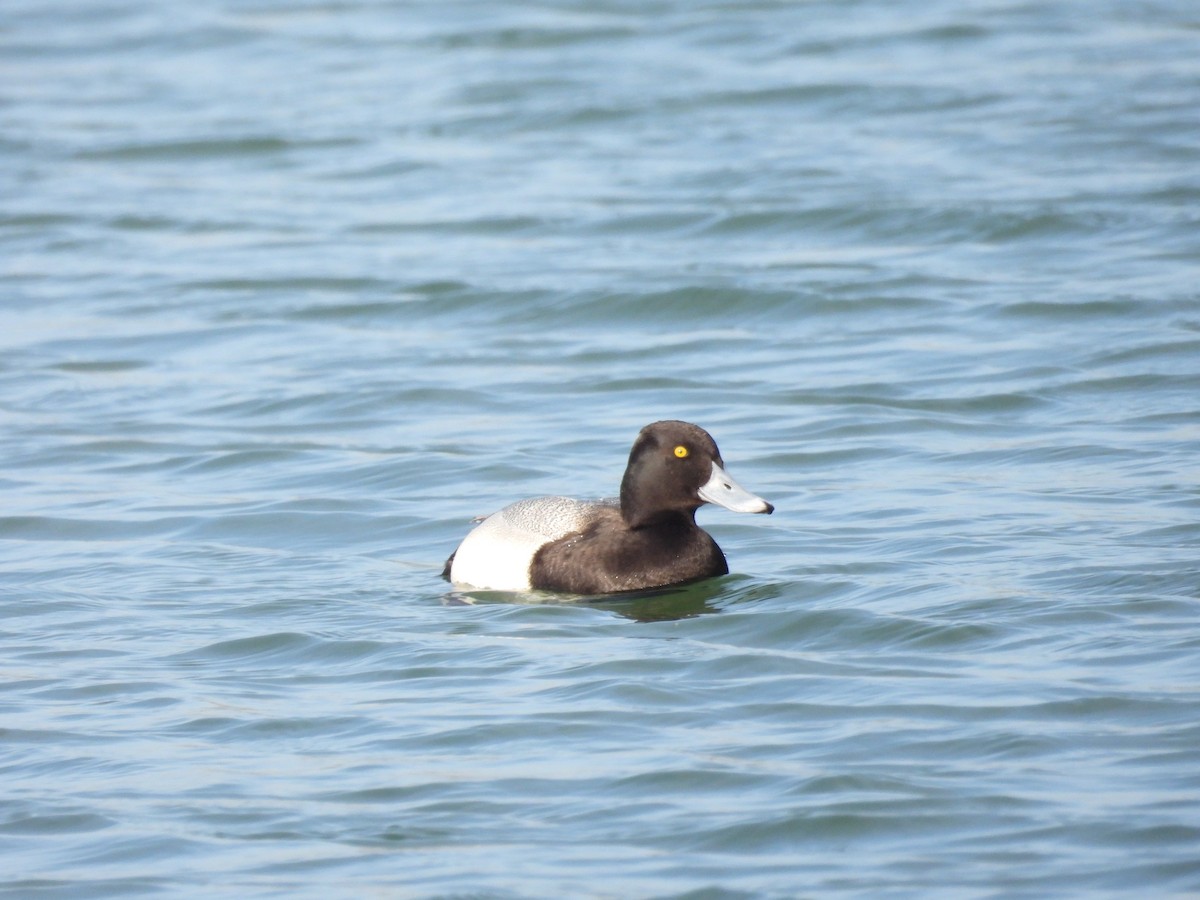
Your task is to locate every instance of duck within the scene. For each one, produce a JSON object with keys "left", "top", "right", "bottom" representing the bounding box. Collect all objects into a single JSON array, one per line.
[{"left": 442, "top": 420, "right": 773, "bottom": 594}]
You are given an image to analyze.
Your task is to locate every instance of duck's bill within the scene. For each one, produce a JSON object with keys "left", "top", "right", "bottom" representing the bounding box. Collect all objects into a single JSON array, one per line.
[{"left": 698, "top": 461, "right": 774, "bottom": 514}]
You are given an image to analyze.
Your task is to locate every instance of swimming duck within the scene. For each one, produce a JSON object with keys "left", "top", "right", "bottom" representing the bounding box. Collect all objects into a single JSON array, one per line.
[{"left": 442, "top": 420, "right": 773, "bottom": 594}]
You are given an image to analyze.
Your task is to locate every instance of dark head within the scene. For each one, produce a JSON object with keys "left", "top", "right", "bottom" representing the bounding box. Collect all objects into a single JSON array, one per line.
[{"left": 619, "top": 420, "right": 774, "bottom": 529}]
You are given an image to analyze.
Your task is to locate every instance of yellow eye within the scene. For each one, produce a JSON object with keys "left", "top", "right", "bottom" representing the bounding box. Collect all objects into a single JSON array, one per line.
[{"left": 674, "top": 445, "right": 689, "bottom": 458}]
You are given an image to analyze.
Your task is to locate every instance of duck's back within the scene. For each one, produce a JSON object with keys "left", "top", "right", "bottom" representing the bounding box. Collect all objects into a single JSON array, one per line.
[{"left": 446, "top": 496, "right": 618, "bottom": 591}]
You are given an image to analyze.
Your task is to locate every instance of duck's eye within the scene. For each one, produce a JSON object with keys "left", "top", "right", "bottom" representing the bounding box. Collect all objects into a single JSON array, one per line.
[{"left": 673, "top": 445, "right": 689, "bottom": 458}]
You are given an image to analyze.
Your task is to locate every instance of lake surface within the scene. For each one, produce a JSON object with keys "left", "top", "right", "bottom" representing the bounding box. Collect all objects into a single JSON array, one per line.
[{"left": 3, "top": 0, "right": 1199, "bottom": 896}]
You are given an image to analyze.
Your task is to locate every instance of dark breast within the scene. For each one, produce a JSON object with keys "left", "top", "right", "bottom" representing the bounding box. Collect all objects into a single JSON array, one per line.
[{"left": 529, "top": 510, "right": 728, "bottom": 594}]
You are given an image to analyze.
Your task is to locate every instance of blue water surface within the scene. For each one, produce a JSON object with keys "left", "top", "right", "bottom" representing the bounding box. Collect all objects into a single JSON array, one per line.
[{"left": 3, "top": 0, "right": 1199, "bottom": 896}]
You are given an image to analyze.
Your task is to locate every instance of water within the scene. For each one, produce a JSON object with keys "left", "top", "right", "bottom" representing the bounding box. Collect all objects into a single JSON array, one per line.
[{"left": 3, "top": 0, "right": 1199, "bottom": 895}]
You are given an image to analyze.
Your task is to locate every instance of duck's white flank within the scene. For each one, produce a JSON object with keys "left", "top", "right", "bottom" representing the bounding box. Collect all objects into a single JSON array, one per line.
[{"left": 449, "top": 496, "right": 618, "bottom": 591}]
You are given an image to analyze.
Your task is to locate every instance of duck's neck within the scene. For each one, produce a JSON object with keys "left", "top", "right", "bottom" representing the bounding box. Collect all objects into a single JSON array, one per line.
[{"left": 621, "top": 503, "right": 697, "bottom": 532}]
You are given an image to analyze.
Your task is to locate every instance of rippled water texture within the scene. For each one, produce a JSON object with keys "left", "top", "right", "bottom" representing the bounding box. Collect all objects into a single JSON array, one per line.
[{"left": 3, "top": 0, "right": 1199, "bottom": 896}]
